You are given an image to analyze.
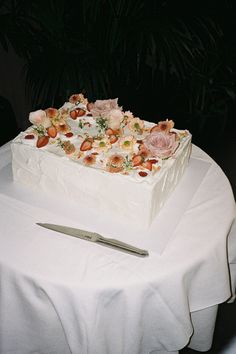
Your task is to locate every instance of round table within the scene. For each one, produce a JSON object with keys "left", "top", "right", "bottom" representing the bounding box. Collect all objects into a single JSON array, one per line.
[{"left": 0, "top": 141, "right": 235, "bottom": 354}]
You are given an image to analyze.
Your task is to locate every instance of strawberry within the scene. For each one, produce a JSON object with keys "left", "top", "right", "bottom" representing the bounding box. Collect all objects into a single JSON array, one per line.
[
  {"left": 65, "top": 132, "right": 73, "bottom": 138},
  {"left": 132, "top": 155, "right": 143, "bottom": 167},
  {"left": 105, "top": 128, "right": 115, "bottom": 136},
  {"left": 36, "top": 135, "right": 49, "bottom": 148},
  {"left": 138, "top": 144, "right": 149, "bottom": 158},
  {"left": 142, "top": 160, "right": 153, "bottom": 171},
  {"left": 109, "top": 134, "right": 118, "bottom": 144},
  {"left": 70, "top": 110, "right": 78, "bottom": 119},
  {"left": 24, "top": 134, "right": 35, "bottom": 139},
  {"left": 47, "top": 126, "right": 57, "bottom": 138},
  {"left": 139, "top": 171, "right": 148, "bottom": 177},
  {"left": 87, "top": 102, "right": 94, "bottom": 112},
  {"left": 76, "top": 108, "right": 86, "bottom": 117},
  {"left": 80, "top": 139, "right": 93, "bottom": 151},
  {"left": 148, "top": 159, "right": 158, "bottom": 164}
]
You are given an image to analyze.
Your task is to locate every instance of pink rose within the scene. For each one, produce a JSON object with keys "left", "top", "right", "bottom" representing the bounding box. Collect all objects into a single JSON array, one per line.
[
  {"left": 90, "top": 98, "right": 121, "bottom": 117},
  {"left": 107, "top": 109, "right": 123, "bottom": 130},
  {"left": 144, "top": 131, "right": 179, "bottom": 159},
  {"left": 29, "top": 110, "right": 51, "bottom": 128}
]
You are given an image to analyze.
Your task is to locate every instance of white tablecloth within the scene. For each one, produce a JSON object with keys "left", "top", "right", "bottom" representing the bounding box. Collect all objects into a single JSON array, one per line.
[{"left": 0, "top": 142, "right": 235, "bottom": 354}]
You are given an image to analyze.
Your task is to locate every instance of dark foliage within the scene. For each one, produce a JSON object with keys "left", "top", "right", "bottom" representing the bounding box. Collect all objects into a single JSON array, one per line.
[{"left": 0, "top": 0, "right": 235, "bottom": 146}]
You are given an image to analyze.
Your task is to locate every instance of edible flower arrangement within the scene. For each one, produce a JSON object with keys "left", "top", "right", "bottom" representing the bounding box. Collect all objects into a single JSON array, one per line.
[{"left": 24, "top": 93, "right": 189, "bottom": 178}]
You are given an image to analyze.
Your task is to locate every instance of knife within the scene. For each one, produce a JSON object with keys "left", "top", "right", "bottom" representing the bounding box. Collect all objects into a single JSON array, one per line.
[{"left": 36, "top": 223, "right": 149, "bottom": 257}]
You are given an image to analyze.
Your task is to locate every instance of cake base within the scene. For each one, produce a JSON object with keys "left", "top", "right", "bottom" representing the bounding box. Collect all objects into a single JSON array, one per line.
[{"left": 11, "top": 135, "right": 191, "bottom": 228}]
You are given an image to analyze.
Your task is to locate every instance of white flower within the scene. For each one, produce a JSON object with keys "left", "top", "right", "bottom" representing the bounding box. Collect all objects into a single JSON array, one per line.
[
  {"left": 107, "top": 109, "right": 123, "bottom": 130},
  {"left": 128, "top": 117, "right": 144, "bottom": 134},
  {"left": 123, "top": 110, "right": 134, "bottom": 120},
  {"left": 69, "top": 93, "right": 88, "bottom": 105},
  {"left": 29, "top": 110, "right": 51, "bottom": 128},
  {"left": 90, "top": 98, "right": 120, "bottom": 117},
  {"left": 92, "top": 137, "right": 112, "bottom": 152},
  {"left": 119, "top": 135, "right": 136, "bottom": 151}
]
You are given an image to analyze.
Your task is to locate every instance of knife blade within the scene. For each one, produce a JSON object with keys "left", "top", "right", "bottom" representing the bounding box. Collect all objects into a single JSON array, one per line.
[{"left": 36, "top": 223, "right": 149, "bottom": 257}]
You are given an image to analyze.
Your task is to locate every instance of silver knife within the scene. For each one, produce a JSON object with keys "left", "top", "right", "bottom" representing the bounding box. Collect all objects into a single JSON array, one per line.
[{"left": 36, "top": 223, "right": 149, "bottom": 257}]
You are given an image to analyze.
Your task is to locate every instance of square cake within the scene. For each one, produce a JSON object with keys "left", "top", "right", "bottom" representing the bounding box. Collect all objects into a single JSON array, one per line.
[{"left": 11, "top": 93, "right": 191, "bottom": 227}]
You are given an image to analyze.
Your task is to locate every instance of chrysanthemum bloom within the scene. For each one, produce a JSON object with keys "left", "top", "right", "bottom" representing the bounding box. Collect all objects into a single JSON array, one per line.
[
  {"left": 63, "top": 141, "right": 76, "bottom": 155},
  {"left": 45, "top": 107, "right": 58, "bottom": 119},
  {"left": 119, "top": 135, "right": 136, "bottom": 151},
  {"left": 150, "top": 119, "right": 174, "bottom": 134},
  {"left": 128, "top": 117, "right": 144, "bottom": 134},
  {"left": 123, "top": 110, "right": 134, "bottom": 124},
  {"left": 92, "top": 137, "right": 111, "bottom": 152},
  {"left": 69, "top": 93, "right": 88, "bottom": 105},
  {"left": 83, "top": 154, "right": 96, "bottom": 166},
  {"left": 106, "top": 154, "right": 125, "bottom": 173},
  {"left": 56, "top": 123, "right": 71, "bottom": 134}
]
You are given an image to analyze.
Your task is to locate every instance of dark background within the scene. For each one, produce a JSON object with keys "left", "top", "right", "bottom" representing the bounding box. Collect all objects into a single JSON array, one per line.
[
  {"left": 0, "top": 2, "right": 236, "bottom": 352},
  {"left": 0, "top": 0, "right": 236, "bottom": 155}
]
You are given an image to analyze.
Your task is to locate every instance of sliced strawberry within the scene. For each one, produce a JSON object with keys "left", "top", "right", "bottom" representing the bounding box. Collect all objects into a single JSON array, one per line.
[
  {"left": 142, "top": 160, "right": 153, "bottom": 171},
  {"left": 36, "top": 135, "right": 49, "bottom": 148},
  {"left": 132, "top": 155, "right": 143, "bottom": 167},
  {"left": 109, "top": 134, "right": 118, "bottom": 144},
  {"left": 57, "top": 124, "right": 66, "bottom": 132},
  {"left": 65, "top": 132, "right": 73, "bottom": 138},
  {"left": 24, "top": 134, "right": 35, "bottom": 139},
  {"left": 148, "top": 159, "right": 158, "bottom": 164},
  {"left": 70, "top": 110, "right": 78, "bottom": 119},
  {"left": 76, "top": 108, "right": 86, "bottom": 117},
  {"left": 139, "top": 144, "right": 149, "bottom": 158},
  {"left": 47, "top": 126, "right": 57, "bottom": 138},
  {"left": 105, "top": 128, "right": 114, "bottom": 136},
  {"left": 80, "top": 139, "right": 92, "bottom": 151},
  {"left": 139, "top": 171, "right": 148, "bottom": 177},
  {"left": 87, "top": 137, "right": 94, "bottom": 143},
  {"left": 87, "top": 102, "right": 94, "bottom": 112}
]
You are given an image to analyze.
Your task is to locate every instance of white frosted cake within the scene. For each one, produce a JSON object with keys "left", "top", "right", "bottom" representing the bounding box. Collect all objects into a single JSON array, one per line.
[{"left": 11, "top": 93, "right": 191, "bottom": 227}]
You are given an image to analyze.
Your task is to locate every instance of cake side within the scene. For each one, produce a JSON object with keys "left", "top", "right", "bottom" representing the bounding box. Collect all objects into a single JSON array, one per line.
[
  {"left": 11, "top": 142, "right": 154, "bottom": 225},
  {"left": 11, "top": 132, "right": 191, "bottom": 227},
  {"left": 150, "top": 136, "right": 191, "bottom": 222}
]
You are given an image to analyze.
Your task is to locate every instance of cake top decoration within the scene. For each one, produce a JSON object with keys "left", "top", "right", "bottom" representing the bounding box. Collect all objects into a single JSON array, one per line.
[{"left": 23, "top": 93, "right": 190, "bottom": 178}]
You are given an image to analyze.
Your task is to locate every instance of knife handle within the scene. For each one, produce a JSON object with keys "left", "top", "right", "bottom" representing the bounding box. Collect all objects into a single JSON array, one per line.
[{"left": 96, "top": 235, "right": 149, "bottom": 256}]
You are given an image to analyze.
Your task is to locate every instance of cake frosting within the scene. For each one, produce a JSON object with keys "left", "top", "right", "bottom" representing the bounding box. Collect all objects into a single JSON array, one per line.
[{"left": 11, "top": 93, "right": 192, "bottom": 227}]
